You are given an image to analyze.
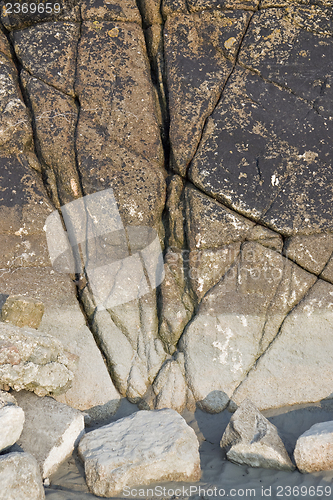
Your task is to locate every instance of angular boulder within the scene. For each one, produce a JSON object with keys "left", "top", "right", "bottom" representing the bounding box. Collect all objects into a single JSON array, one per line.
[
  {"left": 15, "top": 391, "right": 85, "bottom": 478},
  {"left": 0, "top": 452, "right": 45, "bottom": 500},
  {"left": 294, "top": 421, "right": 333, "bottom": 473},
  {"left": 221, "top": 399, "right": 294, "bottom": 471},
  {"left": 1, "top": 295, "right": 44, "bottom": 329},
  {"left": 78, "top": 409, "right": 201, "bottom": 497},
  {"left": 0, "top": 391, "right": 24, "bottom": 452},
  {"left": 0, "top": 322, "right": 76, "bottom": 397}
]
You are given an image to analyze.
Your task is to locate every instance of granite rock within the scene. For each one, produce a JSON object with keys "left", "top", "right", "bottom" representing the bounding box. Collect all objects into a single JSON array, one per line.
[
  {"left": 0, "top": 452, "right": 45, "bottom": 500},
  {"left": 15, "top": 391, "right": 85, "bottom": 478},
  {"left": 78, "top": 409, "right": 201, "bottom": 496},
  {"left": 221, "top": 399, "right": 294, "bottom": 471},
  {"left": 294, "top": 421, "right": 333, "bottom": 473}
]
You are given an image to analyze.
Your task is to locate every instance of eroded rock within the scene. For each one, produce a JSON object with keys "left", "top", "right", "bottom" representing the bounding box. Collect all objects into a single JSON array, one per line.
[
  {"left": 78, "top": 409, "right": 201, "bottom": 496},
  {"left": 233, "top": 280, "right": 333, "bottom": 410},
  {"left": 15, "top": 391, "right": 85, "bottom": 479},
  {"left": 221, "top": 399, "right": 294, "bottom": 471},
  {"left": 0, "top": 452, "right": 45, "bottom": 500},
  {"left": 0, "top": 321, "right": 76, "bottom": 397},
  {"left": 294, "top": 421, "right": 333, "bottom": 473},
  {"left": 0, "top": 390, "right": 24, "bottom": 452},
  {"left": 1, "top": 295, "right": 44, "bottom": 329}
]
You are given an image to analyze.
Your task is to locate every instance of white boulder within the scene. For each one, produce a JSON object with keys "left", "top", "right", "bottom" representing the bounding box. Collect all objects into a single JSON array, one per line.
[
  {"left": 78, "top": 409, "right": 201, "bottom": 497},
  {"left": 294, "top": 421, "right": 333, "bottom": 473},
  {"left": 15, "top": 391, "right": 85, "bottom": 478},
  {"left": 0, "top": 391, "right": 24, "bottom": 452}
]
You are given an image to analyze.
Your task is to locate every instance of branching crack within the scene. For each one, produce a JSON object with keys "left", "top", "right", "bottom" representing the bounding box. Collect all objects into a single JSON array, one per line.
[{"left": 184, "top": 10, "right": 256, "bottom": 178}]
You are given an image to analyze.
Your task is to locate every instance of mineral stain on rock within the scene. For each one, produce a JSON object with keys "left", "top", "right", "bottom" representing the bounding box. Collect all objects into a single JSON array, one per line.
[{"left": 0, "top": 0, "right": 332, "bottom": 440}]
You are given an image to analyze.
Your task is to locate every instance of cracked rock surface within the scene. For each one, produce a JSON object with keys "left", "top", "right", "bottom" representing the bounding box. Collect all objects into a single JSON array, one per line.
[{"left": 0, "top": 0, "right": 332, "bottom": 414}]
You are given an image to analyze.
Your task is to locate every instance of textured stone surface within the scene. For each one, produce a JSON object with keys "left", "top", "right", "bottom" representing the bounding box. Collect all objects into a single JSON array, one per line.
[
  {"left": 165, "top": 10, "right": 251, "bottom": 175},
  {"left": 0, "top": 322, "right": 75, "bottom": 396},
  {"left": 294, "top": 421, "right": 333, "bottom": 473},
  {"left": 0, "top": 452, "right": 45, "bottom": 500},
  {"left": 78, "top": 409, "right": 201, "bottom": 496},
  {"left": 16, "top": 391, "right": 85, "bottom": 479},
  {"left": 180, "top": 242, "right": 315, "bottom": 412},
  {"left": 1, "top": 0, "right": 333, "bottom": 419},
  {"left": 221, "top": 399, "right": 294, "bottom": 470},
  {"left": 0, "top": 390, "right": 24, "bottom": 452},
  {"left": 233, "top": 280, "right": 333, "bottom": 410},
  {"left": 1, "top": 295, "right": 44, "bottom": 329}
]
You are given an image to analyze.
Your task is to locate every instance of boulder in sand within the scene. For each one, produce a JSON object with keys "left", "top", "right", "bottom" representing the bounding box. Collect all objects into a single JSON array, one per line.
[
  {"left": 15, "top": 391, "right": 84, "bottom": 478},
  {"left": 78, "top": 408, "right": 201, "bottom": 497},
  {"left": 0, "top": 390, "right": 24, "bottom": 452},
  {"left": 0, "top": 452, "right": 45, "bottom": 500},
  {"left": 221, "top": 399, "right": 294, "bottom": 471},
  {"left": 294, "top": 421, "right": 333, "bottom": 473}
]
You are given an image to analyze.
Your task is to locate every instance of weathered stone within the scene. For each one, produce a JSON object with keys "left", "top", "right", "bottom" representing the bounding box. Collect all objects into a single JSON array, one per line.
[
  {"left": 1, "top": 295, "right": 44, "bottom": 329},
  {"left": 137, "top": 0, "right": 163, "bottom": 25},
  {"left": 188, "top": 65, "right": 333, "bottom": 235},
  {"left": 0, "top": 321, "right": 75, "bottom": 396},
  {"left": 185, "top": 185, "right": 255, "bottom": 249},
  {"left": 0, "top": 156, "right": 53, "bottom": 269},
  {"left": 294, "top": 421, "right": 333, "bottom": 473},
  {"left": 0, "top": 390, "right": 24, "bottom": 452},
  {"left": 239, "top": 8, "right": 333, "bottom": 104},
  {"left": 1, "top": 1, "right": 79, "bottom": 31},
  {"left": 284, "top": 233, "right": 333, "bottom": 275},
  {"left": 13, "top": 22, "right": 80, "bottom": 95},
  {"left": 0, "top": 452, "right": 45, "bottom": 500},
  {"left": 21, "top": 72, "right": 81, "bottom": 206},
  {"left": 15, "top": 391, "right": 85, "bottom": 479},
  {"left": 180, "top": 242, "right": 315, "bottom": 412},
  {"left": 0, "top": 55, "right": 32, "bottom": 156},
  {"left": 152, "top": 355, "right": 187, "bottom": 412},
  {"left": 247, "top": 225, "right": 283, "bottom": 252},
  {"left": 164, "top": 10, "right": 251, "bottom": 175},
  {"left": 78, "top": 409, "right": 201, "bottom": 496},
  {"left": 233, "top": 280, "right": 333, "bottom": 410},
  {"left": 221, "top": 399, "right": 294, "bottom": 471},
  {"left": 0, "top": 268, "right": 121, "bottom": 412},
  {"left": 321, "top": 254, "right": 333, "bottom": 284},
  {"left": 81, "top": 0, "right": 141, "bottom": 22},
  {"left": 187, "top": 0, "right": 259, "bottom": 11},
  {"left": 159, "top": 248, "right": 194, "bottom": 352},
  {"left": 189, "top": 244, "right": 240, "bottom": 302},
  {"left": 76, "top": 21, "right": 163, "bottom": 169},
  {"left": 162, "top": 0, "right": 188, "bottom": 18}
]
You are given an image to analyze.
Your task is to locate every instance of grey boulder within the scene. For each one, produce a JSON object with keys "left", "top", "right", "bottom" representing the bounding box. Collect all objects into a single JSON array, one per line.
[
  {"left": 221, "top": 399, "right": 294, "bottom": 471},
  {"left": 15, "top": 391, "right": 85, "bottom": 478},
  {"left": 0, "top": 452, "right": 45, "bottom": 500}
]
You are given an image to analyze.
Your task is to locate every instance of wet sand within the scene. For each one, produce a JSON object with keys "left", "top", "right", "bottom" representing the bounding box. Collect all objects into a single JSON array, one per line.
[{"left": 46, "top": 399, "right": 333, "bottom": 500}]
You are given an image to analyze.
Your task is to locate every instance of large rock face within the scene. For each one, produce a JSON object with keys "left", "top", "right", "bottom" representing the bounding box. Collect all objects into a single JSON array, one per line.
[{"left": 0, "top": 0, "right": 332, "bottom": 414}]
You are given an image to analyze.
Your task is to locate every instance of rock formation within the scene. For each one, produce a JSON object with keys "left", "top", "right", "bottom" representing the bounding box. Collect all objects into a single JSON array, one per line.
[{"left": 0, "top": 0, "right": 332, "bottom": 415}]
